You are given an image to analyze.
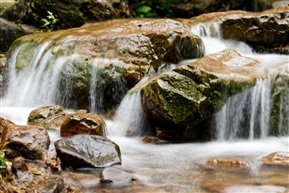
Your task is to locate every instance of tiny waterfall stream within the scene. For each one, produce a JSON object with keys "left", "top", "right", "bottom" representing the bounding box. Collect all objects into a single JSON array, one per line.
[{"left": 1, "top": 23, "right": 289, "bottom": 192}]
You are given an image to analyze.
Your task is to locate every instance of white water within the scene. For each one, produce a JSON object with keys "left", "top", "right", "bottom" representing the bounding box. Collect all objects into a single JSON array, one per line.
[{"left": 1, "top": 22, "right": 289, "bottom": 192}]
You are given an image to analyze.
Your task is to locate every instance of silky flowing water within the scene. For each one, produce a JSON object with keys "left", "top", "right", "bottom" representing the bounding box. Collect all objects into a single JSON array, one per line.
[{"left": 0, "top": 23, "right": 289, "bottom": 192}]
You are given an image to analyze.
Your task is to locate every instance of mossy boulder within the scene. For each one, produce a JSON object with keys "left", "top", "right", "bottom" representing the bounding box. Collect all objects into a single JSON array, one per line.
[
  {"left": 140, "top": 49, "right": 267, "bottom": 141},
  {"left": 5, "top": 19, "right": 204, "bottom": 112}
]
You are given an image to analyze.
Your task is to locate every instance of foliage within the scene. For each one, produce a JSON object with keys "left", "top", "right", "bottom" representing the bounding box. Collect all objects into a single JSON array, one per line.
[
  {"left": 132, "top": 1, "right": 174, "bottom": 18},
  {"left": 0, "top": 149, "right": 11, "bottom": 183},
  {"left": 0, "top": 149, "right": 7, "bottom": 170},
  {"left": 41, "top": 11, "right": 58, "bottom": 32}
]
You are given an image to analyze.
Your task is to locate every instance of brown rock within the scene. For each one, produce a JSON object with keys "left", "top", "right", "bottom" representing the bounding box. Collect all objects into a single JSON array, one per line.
[
  {"left": 28, "top": 105, "right": 68, "bottom": 130},
  {"left": 60, "top": 113, "right": 107, "bottom": 137},
  {"left": 261, "top": 152, "right": 289, "bottom": 166},
  {"left": 207, "top": 158, "right": 250, "bottom": 169},
  {"left": 0, "top": 118, "right": 50, "bottom": 160},
  {"left": 42, "top": 149, "right": 62, "bottom": 172},
  {"left": 186, "top": 7, "right": 289, "bottom": 54}
]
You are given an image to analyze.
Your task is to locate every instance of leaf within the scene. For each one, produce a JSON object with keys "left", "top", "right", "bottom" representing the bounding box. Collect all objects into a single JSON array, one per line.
[{"left": 136, "top": 5, "right": 152, "bottom": 13}]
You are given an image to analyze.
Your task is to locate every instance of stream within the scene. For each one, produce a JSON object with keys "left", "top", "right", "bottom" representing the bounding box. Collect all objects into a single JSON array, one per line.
[{"left": 0, "top": 24, "right": 288, "bottom": 192}]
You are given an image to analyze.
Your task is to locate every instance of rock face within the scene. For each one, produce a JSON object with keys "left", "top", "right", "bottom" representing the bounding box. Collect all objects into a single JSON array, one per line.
[
  {"left": 0, "top": 118, "right": 50, "bottom": 160},
  {"left": 0, "top": 18, "right": 30, "bottom": 52},
  {"left": 141, "top": 49, "right": 267, "bottom": 141},
  {"left": 54, "top": 135, "right": 121, "bottom": 168},
  {"left": 6, "top": 19, "right": 204, "bottom": 112},
  {"left": 28, "top": 105, "right": 67, "bottom": 130},
  {"left": 60, "top": 113, "right": 107, "bottom": 137},
  {"left": 187, "top": 7, "right": 289, "bottom": 54},
  {"left": 0, "top": 0, "right": 130, "bottom": 29}
]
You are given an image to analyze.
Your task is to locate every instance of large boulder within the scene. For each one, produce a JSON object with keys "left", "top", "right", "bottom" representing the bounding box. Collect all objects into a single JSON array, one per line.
[
  {"left": 54, "top": 134, "right": 121, "bottom": 169},
  {"left": 60, "top": 113, "right": 107, "bottom": 137},
  {"left": 0, "top": 118, "right": 50, "bottom": 160},
  {"left": 5, "top": 19, "right": 204, "bottom": 112},
  {"left": 186, "top": 6, "right": 289, "bottom": 54},
  {"left": 140, "top": 49, "right": 267, "bottom": 141},
  {"left": 0, "top": 0, "right": 130, "bottom": 29}
]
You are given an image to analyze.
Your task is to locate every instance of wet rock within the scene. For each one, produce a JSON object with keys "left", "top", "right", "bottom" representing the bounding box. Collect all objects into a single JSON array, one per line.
[
  {"left": 42, "top": 149, "right": 62, "bottom": 172},
  {"left": 1, "top": 156, "right": 79, "bottom": 192},
  {"left": 140, "top": 49, "right": 267, "bottom": 141},
  {"left": 28, "top": 105, "right": 68, "bottom": 130},
  {"left": 0, "top": 0, "right": 130, "bottom": 30},
  {"left": 0, "top": 18, "right": 31, "bottom": 53},
  {"left": 142, "top": 136, "right": 168, "bottom": 144},
  {"left": 61, "top": 171, "right": 100, "bottom": 190},
  {"left": 207, "top": 158, "right": 250, "bottom": 169},
  {"left": 261, "top": 152, "right": 289, "bottom": 166},
  {"left": 33, "top": 175, "right": 69, "bottom": 193},
  {"left": 55, "top": 134, "right": 121, "bottom": 169},
  {"left": 11, "top": 157, "right": 29, "bottom": 175},
  {"left": 100, "top": 167, "right": 137, "bottom": 186},
  {"left": 6, "top": 19, "right": 204, "bottom": 112},
  {"left": 187, "top": 7, "right": 289, "bottom": 54},
  {"left": 221, "top": 7, "right": 289, "bottom": 53},
  {"left": 60, "top": 113, "right": 107, "bottom": 137},
  {"left": 0, "top": 118, "right": 50, "bottom": 160}
]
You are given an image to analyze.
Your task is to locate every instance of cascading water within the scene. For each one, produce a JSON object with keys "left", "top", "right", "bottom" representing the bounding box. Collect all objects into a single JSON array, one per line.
[
  {"left": 1, "top": 20, "right": 289, "bottom": 193},
  {"left": 214, "top": 78, "right": 272, "bottom": 141},
  {"left": 191, "top": 23, "right": 289, "bottom": 140}
]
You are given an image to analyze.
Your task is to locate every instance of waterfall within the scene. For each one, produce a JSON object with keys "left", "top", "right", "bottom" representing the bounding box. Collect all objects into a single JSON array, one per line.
[
  {"left": 213, "top": 78, "right": 272, "bottom": 141},
  {"left": 191, "top": 23, "right": 254, "bottom": 55},
  {"left": 5, "top": 42, "right": 68, "bottom": 106},
  {"left": 107, "top": 77, "right": 150, "bottom": 136}
]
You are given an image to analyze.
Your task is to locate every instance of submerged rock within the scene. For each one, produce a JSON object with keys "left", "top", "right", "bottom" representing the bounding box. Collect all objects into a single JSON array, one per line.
[
  {"left": 55, "top": 135, "right": 121, "bottom": 169},
  {"left": 207, "top": 158, "right": 250, "bottom": 169},
  {"left": 28, "top": 105, "right": 67, "bottom": 130},
  {"left": 60, "top": 113, "right": 107, "bottom": 137},
  {"left": 0, "top": 118, "right": 50, "bottom": 160},
  {"left": 261, "top": 152, "right": 289, "bottom": 166},
  {"left": 141, "top": 49, "right": 267, "bottom": 141},
  {"left": 100, "top": 167, "right": 138, "bottom": 186}
]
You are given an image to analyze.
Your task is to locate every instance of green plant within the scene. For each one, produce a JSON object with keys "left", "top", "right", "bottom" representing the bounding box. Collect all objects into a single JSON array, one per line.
[
  {"left": 41, "top": 11, "right": 58, "bottom": 32},
  {"left": 0, "top": 149, "right": 7, "bottom": 170},
  {"left": 132, "top": 1, "right": 174, "bottom": 18}
]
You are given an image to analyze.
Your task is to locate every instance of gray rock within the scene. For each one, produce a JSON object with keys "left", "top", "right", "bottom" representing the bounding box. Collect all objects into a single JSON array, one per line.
[{"left": 55, "top": 134, "right": 121, "bottom": 169}]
